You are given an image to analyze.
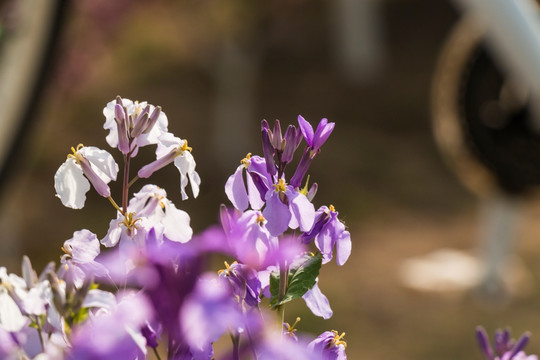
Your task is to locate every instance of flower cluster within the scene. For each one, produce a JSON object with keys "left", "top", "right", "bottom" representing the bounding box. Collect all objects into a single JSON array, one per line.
[{"left": 0, "top": 97, "right": 350, "bottom": 359}]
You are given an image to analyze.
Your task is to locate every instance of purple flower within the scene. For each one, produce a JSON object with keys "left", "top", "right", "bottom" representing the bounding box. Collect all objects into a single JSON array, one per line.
[
  {"left": 225, "top": 154, "right": 270, "bottom": 211},
  {"left": 476, "top": 327, "right": 538, "bottom": 360},
  {"left": 262, "top": 179, "right": 315, "bottom": 237},
  {"left": 68, "top": 292, "right": 153, "bottom": 360},
  {"left": 218, "top": 261, "right": 262, "bottom": 308},
  {"left": 301, "top": 205, "right": 351, "bottom": 266},
  {"left": 180, "top": 273, "right": 246, "bottom": 359},
  {"left": 297, "top": 115, "right": 335, "bottom": 153},
  {"left": 307, "top": 330, "right": 347, "bottom": 360}
]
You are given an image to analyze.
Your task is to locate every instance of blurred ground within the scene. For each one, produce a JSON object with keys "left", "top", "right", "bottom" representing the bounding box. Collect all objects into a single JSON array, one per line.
[{"left": 2, "top": 0, "right": 540, "bottom": 358}]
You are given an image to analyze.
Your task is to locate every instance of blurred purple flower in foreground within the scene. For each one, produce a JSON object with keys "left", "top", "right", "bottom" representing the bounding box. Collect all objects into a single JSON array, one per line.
[{"left": 476, "top": 326, "right": 538, "bottom": 360}]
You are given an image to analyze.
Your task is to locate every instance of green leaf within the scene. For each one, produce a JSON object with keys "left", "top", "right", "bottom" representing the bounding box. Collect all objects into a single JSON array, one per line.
[{"left": 270, "top": 252, "right": 323, "bottom": 308}]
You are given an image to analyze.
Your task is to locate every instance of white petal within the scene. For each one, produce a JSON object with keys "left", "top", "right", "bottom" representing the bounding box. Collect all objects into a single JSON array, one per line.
[
  {"left": 83, "top": 289, "right": 117, "bottom": 310},
  {"left": 162, "top": 202, "right": 192, "bottom": 243},
  {"left": 79, "top": 146, "right": 119, "bottom": 182},
  {"left": 54, "top": 158, "right": 90, "bottom": 209},
  {"left": 174, "top": 151, "right": 200, "bottom": 200},
  {"left": 0, "top": 289, "right": 26, "bottom": 332}
]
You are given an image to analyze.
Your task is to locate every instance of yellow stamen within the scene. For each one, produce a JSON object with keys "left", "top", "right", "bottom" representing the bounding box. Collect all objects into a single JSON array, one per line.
[
  {"left": 273, "top": 178, "right": 287, "bottom": 193},
  {"left": 122, "top": 212, "right": 142, "bottom": 231},
  {"left": 241, "top": 153, "right": 252, "bottom": 168},
  {"left": 67, "top": 144, "right": 85, "bottom": 162},
  {"left": 256, "top": 213, "right": 265, "bottom": 225},
  {"left": 329, "top": 204, "right": 336, "bottom": 212},
  {"left": 217, "top": 261, "right": 237, "bottom": 276},
  {"left": 180, "top": 139, "right": 192, "bottom": 152},
  {"left": 330, "top": 330, "right": 347, "bottom": 348},
  {"left": 286, "top": 317, "right": 301, "bottom": 333}
]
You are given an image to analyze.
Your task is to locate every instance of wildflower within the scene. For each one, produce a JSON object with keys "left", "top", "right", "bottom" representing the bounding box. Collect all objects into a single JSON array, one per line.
[
  {"left": 307, "top": 330, "right": 347, "bottom": 360},
  {"left": 476, "top": 327, "right": 538, "bottom": 360},
  {"left": 68, "top": 292, "right": 152, "bottom": 360},
  {"left": 225, "top": 153, "right": 269, "bottom": 211},
  {"left": 103, "top": 97, "right": 168, "bottom": 156},
  {"left": 263, "top": 178, "right": 315, "bottom": 237},
  {"left": 59, "top": 229, "right": 108, "bottom": 288},
  {"left": 138, "top": 133, "right": 200, "bottom": 200},
  {"left": 290, "top": 116, "right": 334, "bottom": 188},
  {"left": 301, "top": 205, "right": 351, "bottom": 266},
  {"left": 54, "top": 145, "right": 119, "bottom": 209}
]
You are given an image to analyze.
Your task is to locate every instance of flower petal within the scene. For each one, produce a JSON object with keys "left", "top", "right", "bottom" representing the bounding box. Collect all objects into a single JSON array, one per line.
[
  {"left": 263, "top": 192, "right": 291, "bottom": 237},
  {"left": 303, "top": 281, "right": 333, "bottom": 319},
  {"left": 54, "top": 158, "right": 91, "bottom": 209},
  {"left": 225, "top": 165, "right": 249, "bottom": 211}
]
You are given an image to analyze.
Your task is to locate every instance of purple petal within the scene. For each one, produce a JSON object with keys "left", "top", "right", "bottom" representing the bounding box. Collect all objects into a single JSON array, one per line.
[
  {"left": 286, "top": 187, "right": 315, "bottom": 232},
  {"left": 297, "top": 115, "right": 314, "bottom": 147},
  {"left": 263, "top": 192, "right": 291, "bottom": 237},
  {"left": 225, "top": 165, "right": 249, "bottom": 211},
  {"left": 312, "top": 119, "right": 335, "bottom": 150},
  {"left": 335, "top": 230, "right": 351, "bottom": 266},
  {"left": 303, "top": 282, "right": 333, "bottom": 319}
]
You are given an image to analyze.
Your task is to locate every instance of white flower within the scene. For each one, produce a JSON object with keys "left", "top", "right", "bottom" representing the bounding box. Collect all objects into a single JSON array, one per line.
[
  {"left": 54, "top": 145, "right": 119, "bottom": 209},
  {"left": 130, "top": 184, "right": 193, "bottom": 243},
  {"left": 158, "top": 133, "right": 200, "bottom": 200},
  {"left": 103, "top": 97, "right": 169, "bottom": 152}
]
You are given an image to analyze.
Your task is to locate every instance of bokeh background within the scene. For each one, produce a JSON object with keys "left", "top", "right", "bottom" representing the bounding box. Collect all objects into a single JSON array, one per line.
[{"left": 2, "top": 0, "right": 540, "bottom": 358}]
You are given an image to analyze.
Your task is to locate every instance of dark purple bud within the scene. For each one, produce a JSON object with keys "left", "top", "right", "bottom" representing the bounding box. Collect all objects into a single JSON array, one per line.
[
  {"left": 509, "top": 333, "right": 530, "bottom": 359},
  {"left": 494, "top": 330, "right": 507, "bottom": 355},
  {"left": 290, "top": 147, "right": 312, "bottom": 188},
  {"left": 476, "top": 327, "right": 494, "bottom": 358},
  {"left": 142, "top": 106, "right": 162, "bottom": 134},
  {"left": 262, "top": 128, "right": 277, "bottom": 176},
  {"left": 115, "top": 95, "right": 123, "bottom": 106},
  {"left": 261, "top": 119, "right": 271, "bottom": 132},
  {"left": 282, "top": 125, "right": 299, "bottom": 164},
  {"left": 141, "top": 322, "right": 160, "bottom": 348},
  {"left": 115, "top": 104, "right": 130, "bottom": 154},
  {"left": 272, "top": 120, "right": 283, "bottom": 149}
]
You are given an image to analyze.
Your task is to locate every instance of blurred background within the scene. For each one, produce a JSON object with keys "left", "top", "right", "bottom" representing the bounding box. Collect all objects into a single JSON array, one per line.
[{"left": 3, "top": 0, "right": 540, "bottom": 358}]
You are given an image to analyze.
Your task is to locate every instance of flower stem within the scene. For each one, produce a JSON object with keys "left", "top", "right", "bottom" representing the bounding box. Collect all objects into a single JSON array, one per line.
[
  {"left": 230, "top": 332, "right": 240, "bottom": 360},
  {"left": 128, "top": 176, "right": 139, "bottom": 189},
  {"left": 122, "top": 154, "right": 130, "bottom": 214},
  {"left": 107, "top": 196, "right": 122, "bottom": 213},
  {"left": 152, "top": 347, "right": 162, "bottom": 360}
]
